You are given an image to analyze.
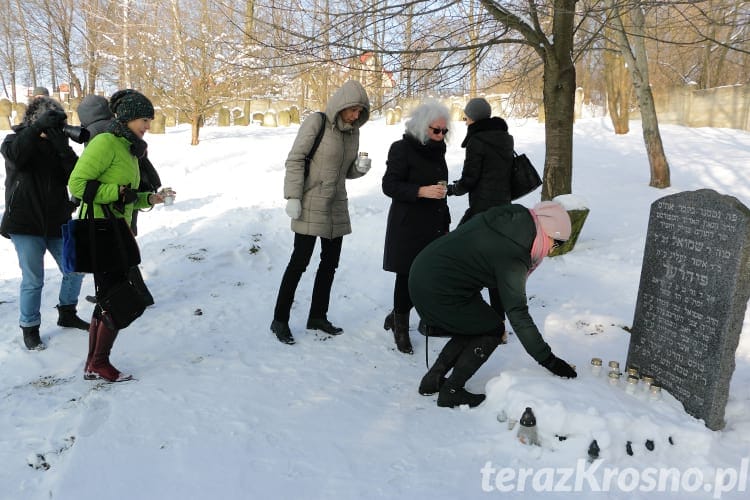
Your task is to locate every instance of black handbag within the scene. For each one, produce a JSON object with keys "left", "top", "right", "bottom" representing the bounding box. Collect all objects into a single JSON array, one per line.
[
  {"left": 99, "top": 279, "right": 149, "bottom": 330},
  {"left": 510, "top": 151, "right": 543, "bottom": 200},
  {"left": 62, "top": 200, "right": 141, "bottom": 273}
]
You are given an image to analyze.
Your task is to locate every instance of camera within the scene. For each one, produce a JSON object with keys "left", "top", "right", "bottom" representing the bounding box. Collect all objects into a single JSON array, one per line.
[{"left": 62, "top": 124, "right": 90, "bottom": 144}]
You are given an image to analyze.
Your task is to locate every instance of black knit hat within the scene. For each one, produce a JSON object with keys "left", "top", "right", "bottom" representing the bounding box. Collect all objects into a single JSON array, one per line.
[{"left": 109, "top": 89, "right": 154, "bottom": 123}]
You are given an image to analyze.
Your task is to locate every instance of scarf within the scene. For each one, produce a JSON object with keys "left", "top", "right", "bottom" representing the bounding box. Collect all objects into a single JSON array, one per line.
[
  {"left": 528, "top": 209, "right": 552, "bottom": 275},
  {"left": 108, "top": 120, "right": 148, "bottom": 158}
]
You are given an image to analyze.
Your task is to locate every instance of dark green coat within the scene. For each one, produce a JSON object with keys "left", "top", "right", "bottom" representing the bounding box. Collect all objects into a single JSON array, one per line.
[{"left": 408, "top": 204, "right": 552, "bottom": 363}]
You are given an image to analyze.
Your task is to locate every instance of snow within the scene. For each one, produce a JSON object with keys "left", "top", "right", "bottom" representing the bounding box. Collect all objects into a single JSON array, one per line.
[{"left": 1, "top": 117, "right": 750, "bottom": 499}]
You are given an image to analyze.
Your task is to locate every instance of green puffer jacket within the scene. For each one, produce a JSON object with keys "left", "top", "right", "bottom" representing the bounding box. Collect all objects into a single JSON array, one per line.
[
  {"left": 68, "top": 132, "right": 151, "bottom": 226},
  {"left": 409, "top": 204, "right": 552, "bottom": 363},
  {"left": 283, "top": 80, "right": 370, "bottom": 239}
]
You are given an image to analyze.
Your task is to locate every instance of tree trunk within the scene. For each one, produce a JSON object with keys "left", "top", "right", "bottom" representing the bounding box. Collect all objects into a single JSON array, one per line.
[
  {"left": 541, "top": 54, "right": 576, "bottom": 200},
  {"left": 609, "top": 1, "right": 670, "bottom": 188},
  {"left": 540, "top": 1, "right": 577, "bottom": 200},
  {"left": 191, "top": 114, "right": 201, "bottom": 145},
  {"left": 604, "top": 31, "right": 630, "bottom": 134}
]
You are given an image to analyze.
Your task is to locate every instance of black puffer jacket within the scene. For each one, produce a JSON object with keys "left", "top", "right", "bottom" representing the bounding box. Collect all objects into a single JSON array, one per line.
[
  {"left": 452, "top": 117, "right": 514, "bottom": 224},
  {"left": 382, "top": 134, "right": 450, "bottom": 274},
  {"left": 1, "top": 124, "right": 78, "bottom": 238}
]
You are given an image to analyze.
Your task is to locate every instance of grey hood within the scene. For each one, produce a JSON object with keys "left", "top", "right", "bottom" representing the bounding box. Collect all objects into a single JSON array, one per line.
[
  {"left": 325, "top": 80, "right": 370, "bottom": 130},
  {"left": 77, "top": 94, "right": 114, "bottom": 140}
]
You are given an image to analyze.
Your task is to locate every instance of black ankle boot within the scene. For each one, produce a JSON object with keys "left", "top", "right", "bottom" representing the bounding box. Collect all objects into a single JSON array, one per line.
[
  {"left": 22, "top": 326, "right": 46, "bottom": 351},
  {"left": 393, "top": 312, "right": 413, "bottom": 354},
  {"left": 56, "top": 304, "right": 90, "bottom": 330},
  {"left": 437, "top": 387, "right": 486, "bottom": 408},
  {"left": 306, "top": 317, "right": 343, "bottom": 335},
  {"left": 271, "top": 320, "right": 295, "bottom": 344}
]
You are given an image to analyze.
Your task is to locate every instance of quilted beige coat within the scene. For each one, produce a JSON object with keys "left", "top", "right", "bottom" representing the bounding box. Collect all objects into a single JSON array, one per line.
[{"left": 283, "top": 80, "right": 370, "bottom": 239}]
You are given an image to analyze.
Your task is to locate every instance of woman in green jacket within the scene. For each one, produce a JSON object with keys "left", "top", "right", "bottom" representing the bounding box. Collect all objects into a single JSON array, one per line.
[
  {"left": 69, "top": 89, "right": 170, "bottom": 382},
  {"left": 409, "top": 202, "right": 577, "bottom": 408}
]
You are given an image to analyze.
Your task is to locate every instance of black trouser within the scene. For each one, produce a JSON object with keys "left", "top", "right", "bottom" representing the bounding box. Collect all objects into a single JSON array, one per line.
[
  {"left": 273, "top": 233, "right": 343, "bottom": 323},
  {"left": 393, "top": 272, "right": 413, "bottom": 314}
]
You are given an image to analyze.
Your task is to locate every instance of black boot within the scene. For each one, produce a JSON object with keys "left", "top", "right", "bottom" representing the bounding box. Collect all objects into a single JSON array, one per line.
[
  {"left": 383, "top": 310, "right": 394, "bottom": 331},
  {"left": 392, "top": 312, "right": 413, "bottom": 354},
  {"left": 22, "top": 326, "right": 46, "bottom": 351},
  {"left": 56, "top": 304, "right": 90, "bottom": 330},
  {"left": 271, "top": 320, "right": 295, "bottom": 344},
  {"left": 437, "top": 334, "right": 502, "bottom": 408},
  {"left": 306, "top": 317, "right": 343, "bottom": 335},
  {"left": 419, "top": 336, "right": 470, "bottom": 395}
]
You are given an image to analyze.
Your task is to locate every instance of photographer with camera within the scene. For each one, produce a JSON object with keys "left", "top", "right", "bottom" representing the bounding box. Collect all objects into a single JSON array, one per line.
[{"left": 1, "top": 96, "right": 90, "bottom": 351}]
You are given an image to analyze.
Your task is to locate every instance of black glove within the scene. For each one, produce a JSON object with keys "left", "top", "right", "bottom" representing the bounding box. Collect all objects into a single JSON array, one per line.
[
  {"left": 33, "top": 109, "right": 67, "bottom": 131},
  {"left": 540, "top": 353, "right": 578, "bottom": 378},
  {"left": 446, "top": 182, "right": 456, "bottom": 196},
  {"left": 44, "top": 127, "right": 70, "bottom": 154},
  {"left": 120, "top": 186, "right": 138, "bottom": 204},
  {"left": 113, "top": 185, "right": 138, "bottom": 214}
]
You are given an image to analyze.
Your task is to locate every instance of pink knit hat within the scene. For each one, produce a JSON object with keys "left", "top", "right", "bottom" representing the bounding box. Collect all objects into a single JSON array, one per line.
[{"left": 533, "top": 201, "right": 572, "bottom": 241}]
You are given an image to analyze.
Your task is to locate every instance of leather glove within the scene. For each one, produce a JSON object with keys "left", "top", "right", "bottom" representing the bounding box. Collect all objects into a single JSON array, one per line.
[
  {"left": 285, "top": 199, "right": 302, "bottom": 219},
  {"left": 540, "top": 353, "right": 578, "bottom": 378},
  {"left": 44, "top": 127, "right": 70, "bottom": 153},
  {"left": 446, "top": 182, "right": 456, "bottom": 196},
  {"left": 34, "top": 109, "right": 67, "bottom": 131}
]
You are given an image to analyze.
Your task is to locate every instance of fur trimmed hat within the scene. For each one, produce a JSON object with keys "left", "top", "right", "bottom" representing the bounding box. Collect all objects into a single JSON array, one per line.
[
  {"left": 533, "top": 201, "right": 572, "bottom": 241},
  {"left": 22, "top": 96, "right": 65, "bottom": 126},
  {"left": 464, "top": 97, "right": 491, "bottom": 121},
  {"left": 109, "top": 89, "right": 154, "bottom": 123}
]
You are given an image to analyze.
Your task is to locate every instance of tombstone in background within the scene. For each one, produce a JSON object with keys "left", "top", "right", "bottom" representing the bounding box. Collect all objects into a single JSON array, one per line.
[
  {"left": 218, "top": 107, "right": 230, "bottom": 127},
  {"left": 232, "top": 109, "right": 249, "bottom": 126},
  {"left": 394, "top": 106, "right": 402, "bottom": 122},
  {"left": 575, "top": 87, "right": 584, "bottom": 120},
  {"left": 262, "top": 110, "right": 277, "bottom": 127},
  {"left": 0, "top": 99, "right": 12, "bottom": 130},
  {"left": 12, "top": 102, "right": 27, "bottom": 125},
  {"left": 385, "top": 108, "right": 396, "bottom": 125},
  {"left": 627, "top": 189, "right": 750, "bottom": 430},
  {"left": 451, "top": 104, "right": 464, "bottom": 122},
  {"left": 150, "top": 111, "right": 166, "bottom": 134},
  {"left": 278, "top": 109, "right": 291, "bottom": 127},
  {"left": 164, "top": 107, "right": 178, "bottom": 127},
  {"left": 68, "top": 97, "right": 82, "bottom": 125},
  {"left": 252, "top": 112, "right": 264, "bottom": 124},
  {"left": 549, "top": 194, "right": 589, "bottom": 257},
  {"left": 289, "top": 106, "right": 300, "bottom": 124}
]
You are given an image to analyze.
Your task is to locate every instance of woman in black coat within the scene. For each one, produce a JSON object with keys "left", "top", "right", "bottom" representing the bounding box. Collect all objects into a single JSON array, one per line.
[
  {"left": 382, "top": 101, "right": 451, "bottom": 354},
  {"left": 447, "top": 97, "right": 515, "bottom": 327}
]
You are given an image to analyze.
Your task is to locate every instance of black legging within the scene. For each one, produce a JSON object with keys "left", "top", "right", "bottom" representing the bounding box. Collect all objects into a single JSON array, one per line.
[{"left": 273, "top": 233, "right": 343, "bottom": 323}]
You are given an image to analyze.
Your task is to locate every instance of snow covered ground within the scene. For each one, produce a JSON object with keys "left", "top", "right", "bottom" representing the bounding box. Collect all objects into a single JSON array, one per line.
[{"left": 1, "top": 116, "right": 749, "bottom": 499}]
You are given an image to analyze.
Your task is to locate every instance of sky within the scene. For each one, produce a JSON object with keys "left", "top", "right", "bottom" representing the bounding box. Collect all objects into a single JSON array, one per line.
[{"left": 1, "top": 114, "right": 749, "bottom": 500}]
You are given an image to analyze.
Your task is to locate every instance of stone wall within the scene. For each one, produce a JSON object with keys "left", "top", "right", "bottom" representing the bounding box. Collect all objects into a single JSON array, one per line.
[{"left": 651, "top": 84, "right": 750, "bottom": 131}]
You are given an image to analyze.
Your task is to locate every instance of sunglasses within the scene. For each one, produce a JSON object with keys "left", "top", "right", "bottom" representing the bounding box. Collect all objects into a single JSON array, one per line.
[
  {"left": 552, "top": 239, "right": 565, "bottom": 249},
  {"left": 429, "top": 127, "right": 449, "bottom": 135}
]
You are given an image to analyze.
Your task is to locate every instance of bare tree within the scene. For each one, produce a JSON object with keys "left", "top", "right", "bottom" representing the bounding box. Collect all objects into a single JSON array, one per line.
[{"left": 607, "top": 0, "right": 670, "bottom": 188}]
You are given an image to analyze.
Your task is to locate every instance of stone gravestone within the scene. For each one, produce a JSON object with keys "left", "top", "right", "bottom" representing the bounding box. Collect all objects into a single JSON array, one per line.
[
  {"left": 0, "top": 99, "right": 12, "bottom": 130},
  {"left": 627, "top": 189, "right": 750, "bottom": 430}
]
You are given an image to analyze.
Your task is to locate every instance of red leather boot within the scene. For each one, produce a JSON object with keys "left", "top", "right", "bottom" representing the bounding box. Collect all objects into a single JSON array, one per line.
[{"left": 86, "top": 319, "right": 132, "bottom": 382}]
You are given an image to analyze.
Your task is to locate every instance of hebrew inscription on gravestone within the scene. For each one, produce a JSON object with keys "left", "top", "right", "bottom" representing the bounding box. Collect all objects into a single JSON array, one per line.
[{"left": 627, "top": 189, "right": 750, "bottom": 430}]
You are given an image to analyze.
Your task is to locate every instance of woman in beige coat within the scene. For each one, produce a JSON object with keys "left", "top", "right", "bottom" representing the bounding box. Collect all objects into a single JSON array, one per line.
[{"left": 271, "top": 80, "right": 371, "bottom": 344}]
